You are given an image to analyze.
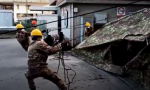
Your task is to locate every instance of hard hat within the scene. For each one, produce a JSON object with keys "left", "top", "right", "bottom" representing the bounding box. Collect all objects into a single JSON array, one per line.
[
  {"left": 16, "top": 24, "right": 24, "bottom": 29},
  {"left": 31, "top": 29, "right": 42, "bottom": 36},
  {"left": 32, "top": 20, "right": 37, "bottom": 25},
  {"left": 85, "top": 22, "right": 91, "bottom": 27}
]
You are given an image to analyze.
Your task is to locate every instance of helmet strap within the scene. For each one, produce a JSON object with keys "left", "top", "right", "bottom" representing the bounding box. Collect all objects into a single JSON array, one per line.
[{"left": 17, "top": 28, "right": 22, "bottom": 31}]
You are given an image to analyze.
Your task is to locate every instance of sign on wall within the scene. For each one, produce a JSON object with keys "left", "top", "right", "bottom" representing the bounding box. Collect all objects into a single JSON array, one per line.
[{"left": 117, "top": 7, "right": 126, "bottom": 17}]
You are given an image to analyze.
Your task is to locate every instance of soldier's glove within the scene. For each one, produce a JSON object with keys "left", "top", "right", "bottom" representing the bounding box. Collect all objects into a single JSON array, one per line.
[
  {"left": 61, "top": 41, "right": 68, "bottom": 51},
  {"left": 42, "top": 30, "right": 46, "bottom": 33}
]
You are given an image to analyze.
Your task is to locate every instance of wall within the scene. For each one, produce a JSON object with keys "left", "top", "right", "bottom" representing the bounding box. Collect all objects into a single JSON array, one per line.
[
  {"left": 13, "top": 2, "right": 48, "bottom": 21},
  {"left": 37, "top": 14, "right": 58, "bottom": 35},
  {"left": 0, "top": 5, "right": 5, "bottom": 9},
  {"left": 0, "top": 0, "right": 49, "bottom": 3},
  {"left": 60, "top": 4, "right": 73, "bottom": 45},
  {"left": 73, "top": 3, "right": 150, "bottom": 45}
]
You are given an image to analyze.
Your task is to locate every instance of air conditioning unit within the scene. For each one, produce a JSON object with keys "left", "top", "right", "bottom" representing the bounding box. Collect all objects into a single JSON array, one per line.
[{"left": 94, "top": 13, "right": 107, "bottom": 24}]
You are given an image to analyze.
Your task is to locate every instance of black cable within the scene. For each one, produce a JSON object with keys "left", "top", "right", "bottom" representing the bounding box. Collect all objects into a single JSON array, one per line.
[
  {"left": 59, "top": 51, "right": 76, "bottom": 90},
  {"left": 30, "top": 0, "right": 141, "bottom": 28},
  {"left": 55, "top": 31, "right": 76, "bottom": 90},
  {"left": 47, "top": 16, "right": 117, "bottom": 31},
  {"left": 20, "top": 8, "right": 143, "bottom": 33},
  {"left": 54, "top": 7, "right": 149, "bottom": 89},
  {"left": 0, "top": 0, "right": 141, "bottom": 35},
  {"left": 40, "top": 13, "right": 133, "bottom": 32}
]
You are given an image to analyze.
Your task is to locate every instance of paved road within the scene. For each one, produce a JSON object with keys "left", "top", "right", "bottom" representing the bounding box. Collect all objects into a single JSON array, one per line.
[{"left": 0, "top": 39, "right": 133, "bottom": 90}]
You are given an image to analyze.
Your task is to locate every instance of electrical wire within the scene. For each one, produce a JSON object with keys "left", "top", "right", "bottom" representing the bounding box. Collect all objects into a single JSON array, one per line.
[
  {"left": 0, "top": 1, "right": 145, "bottom": 90},
  {"left": 0, "top": 0, "right": 142, "bottom": 35},
  {"left": 53, "top": 6, "right": 149, "bottom": 90},
  {"left": 28, "top": 0, "right": 141, "bottom": 28},
  {"left": 45, "top": 16, "right": 117, "bottom": 32},
  {"left": 60, "top": 51, "right": 76, "bottom": 90}
]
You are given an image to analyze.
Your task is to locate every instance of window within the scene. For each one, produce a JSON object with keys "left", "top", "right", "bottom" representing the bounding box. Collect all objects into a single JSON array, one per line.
[
  {"left": 26, "top": 5, "right": 30, "bottom": 10},
  {"left": 64, "top": 9, "right": 68, "bottom": 28},
  {"left": 17, "top": 5, "right": 19, "bottom": 10},
  {"left": 5, "top": 5, "right": 13, "bottom": 10},
  {"left": 17, "top": 13, "right": 33, "bottom": 18}
]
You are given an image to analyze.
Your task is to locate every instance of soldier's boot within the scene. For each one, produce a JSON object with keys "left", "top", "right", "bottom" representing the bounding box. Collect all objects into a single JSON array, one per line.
[
  {"left": 43, "top": 73, "right": 67, "bottom": 90},
  {"left": 56, "top": 79, "right": 68, "bottom": 90},
  {"left": 25, "top": 73, "right": 36, "bottom": 90}
]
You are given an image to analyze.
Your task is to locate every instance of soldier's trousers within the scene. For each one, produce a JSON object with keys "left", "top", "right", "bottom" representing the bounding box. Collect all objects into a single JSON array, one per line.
[
  {"left": 25, "top": 67, "right": 67, "bottom": 90},
  {"left": 18, "top": 41, "right": 29, "bottom": 51}
]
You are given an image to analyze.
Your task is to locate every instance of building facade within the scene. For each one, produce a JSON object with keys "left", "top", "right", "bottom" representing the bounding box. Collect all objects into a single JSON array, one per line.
[
  {"left": 0, "top": 0, "right": 50, "bottom": 21},
  {"left": 50, "top": 0, "right": 150, "bottom": 46}
]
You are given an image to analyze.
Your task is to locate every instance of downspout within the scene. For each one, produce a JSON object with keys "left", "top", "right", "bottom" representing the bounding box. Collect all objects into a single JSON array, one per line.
[{"left": 71, "top": 3, "right": 74, "bottom": 47}]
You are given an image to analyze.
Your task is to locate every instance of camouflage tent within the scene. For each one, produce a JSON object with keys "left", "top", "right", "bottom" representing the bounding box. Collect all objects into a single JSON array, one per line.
[{"left": 72, "top": 8, "right": 150, "bottom": 90}]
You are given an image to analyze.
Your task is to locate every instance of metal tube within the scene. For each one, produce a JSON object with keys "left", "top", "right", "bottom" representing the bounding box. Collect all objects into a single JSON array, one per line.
[{"left": 26, "top": 0, "right": 28, "bottom": 17}]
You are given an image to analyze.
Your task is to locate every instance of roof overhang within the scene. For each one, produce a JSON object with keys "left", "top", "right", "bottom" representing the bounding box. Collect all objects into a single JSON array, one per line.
[
  {"left": 50, "top": 0, "right": 57, "bottom": 5},
  {"left": 30, "top": 6, "right": 58, "bottom": 11},
  {"left": 57, "top": 0, "right": 150, "bottom": 7}
]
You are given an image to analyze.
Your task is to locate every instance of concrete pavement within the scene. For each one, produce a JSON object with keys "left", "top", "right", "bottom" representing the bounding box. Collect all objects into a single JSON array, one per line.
[{"left": 0, "top": 39, "right": 133, "bottom": 90}]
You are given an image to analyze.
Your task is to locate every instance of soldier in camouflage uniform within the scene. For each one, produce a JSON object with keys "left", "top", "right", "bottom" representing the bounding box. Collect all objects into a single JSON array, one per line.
[
  {"left": 25, "top": 29, "right": 67, "bottom": 90},
  {"left": 84, "top": 22, "right": 94, "bottom": 39},
  {"left": 16, "top": 23, "right": 31, "bottom": 51}
]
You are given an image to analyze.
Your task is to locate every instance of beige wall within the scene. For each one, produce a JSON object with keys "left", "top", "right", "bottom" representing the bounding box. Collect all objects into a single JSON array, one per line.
[
  {"left": 13, "top": 2, "right": 48, "bottom": 21},
  {"left": 0, "top": 0, "right": 49, "bottom": 3}
]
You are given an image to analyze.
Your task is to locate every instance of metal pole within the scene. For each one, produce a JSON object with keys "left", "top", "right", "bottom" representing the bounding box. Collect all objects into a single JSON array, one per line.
[{"left": 26, "top": 0, "right": 28, "bottom": 17}]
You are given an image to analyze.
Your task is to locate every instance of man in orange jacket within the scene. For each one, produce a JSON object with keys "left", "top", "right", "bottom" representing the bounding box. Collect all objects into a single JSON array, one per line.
[{"left": 31, "top": 20, "right": 38, "bottom": 30}]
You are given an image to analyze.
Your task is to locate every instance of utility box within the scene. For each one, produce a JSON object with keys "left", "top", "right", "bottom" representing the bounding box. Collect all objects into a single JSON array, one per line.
[
  {"left": 94, "top": 13, "right": 107, "bottom": 24},
  {"left": 0, "top": 10, "right": 15, "bottom": 32},
  {"left": 0, "top": 10, "right": 13, "bottom": 26}
]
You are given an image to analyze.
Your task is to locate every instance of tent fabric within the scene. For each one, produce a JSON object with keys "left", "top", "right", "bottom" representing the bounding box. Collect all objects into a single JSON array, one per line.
[
  {"left": 75, "top": 8, "right": 150, "bottom": 49},
  {"left": 72, "top": 8, "right": 150, "bottom": 90}
]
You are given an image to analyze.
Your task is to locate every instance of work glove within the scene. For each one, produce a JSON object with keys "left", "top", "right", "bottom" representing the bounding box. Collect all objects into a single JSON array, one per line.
[
  {"left": 61, "top": 41, "right": 72, "bottom": 51},
  {"left": 42, "top": 30, "right": 46, "bottom": 33},
  {"left": 61, "top": 41, "right": 68, "bottom": 51}
]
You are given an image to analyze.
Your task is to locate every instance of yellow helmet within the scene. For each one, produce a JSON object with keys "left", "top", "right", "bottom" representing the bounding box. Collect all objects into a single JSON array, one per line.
[
  {"left": 85, "top": 22, "right": 91, "bottom": 27},
  {"left": 16, "top": 24, "right": 24, "bottom": 29},
  {"left": 31, "top": 29, "right": 42, "bottom": 36}
]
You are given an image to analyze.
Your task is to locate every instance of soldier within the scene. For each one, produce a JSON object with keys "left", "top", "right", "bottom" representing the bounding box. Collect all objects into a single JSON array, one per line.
[
  {"left": 31, "top": 20, "right": 38, "bottom": 30},
  {"left": 25, "top": 29, "right": 67, "bottom": 90},
  {"left": 16, "top": 23, "right": 31, "bottom": 51},
  {"left": 31, "top": 20, "right": 46, "bottom": 40},
  {"left": 84, "top": 22, "right": 94, "bottom": 39}
]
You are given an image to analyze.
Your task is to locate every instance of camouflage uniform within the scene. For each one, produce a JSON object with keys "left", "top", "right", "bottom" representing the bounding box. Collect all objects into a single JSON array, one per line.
[
  {"left": 31, "top": 27, "right": 38, "bottom": 31},
  {"left": 16, "top": 29, "right": 31, "bottom": 51},
  {"left": 84, "top": 27, "right": 94, "bottom": 39},
  {"left": 25, "top": 41, "right": 67, "bottom": 90}
]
